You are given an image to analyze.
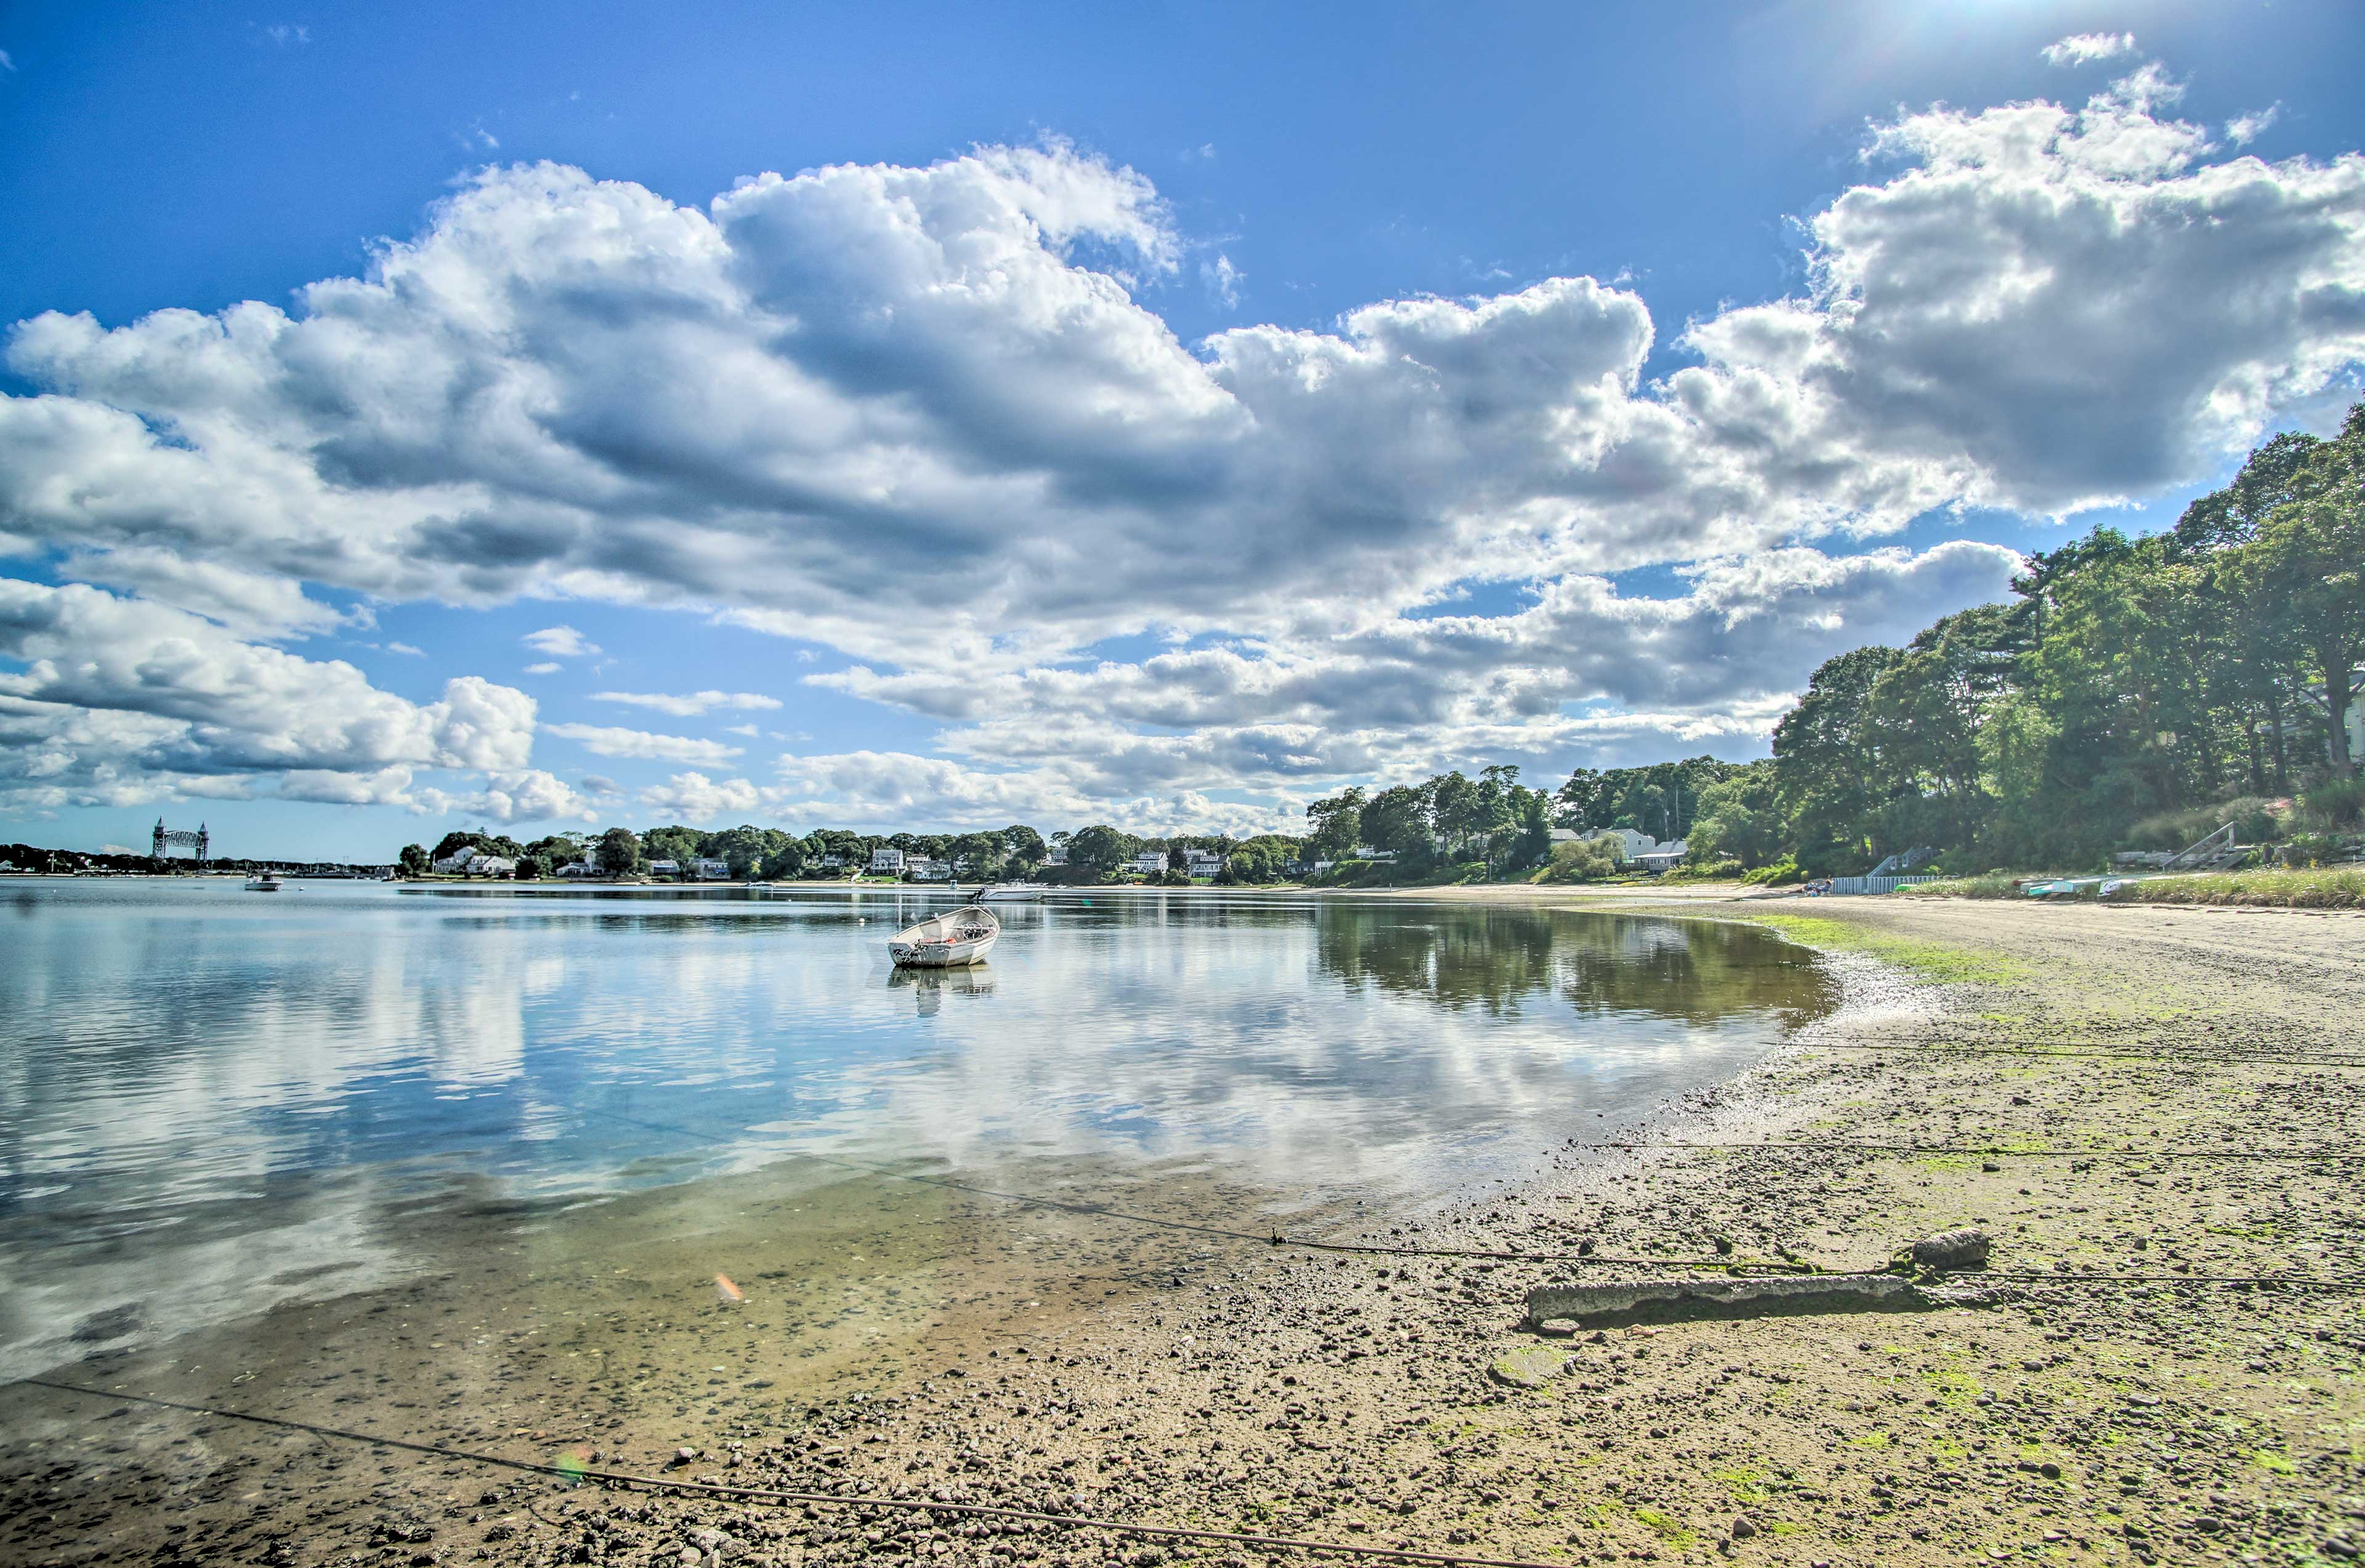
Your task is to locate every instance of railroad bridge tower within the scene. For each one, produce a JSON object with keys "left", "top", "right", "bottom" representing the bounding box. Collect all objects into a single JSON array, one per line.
[{"left": 152, "top": 818, "right": 209, "bottom": 863}]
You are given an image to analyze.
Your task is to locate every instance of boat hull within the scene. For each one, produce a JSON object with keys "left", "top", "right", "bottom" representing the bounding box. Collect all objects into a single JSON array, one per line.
[{"left": 888, "top": 932, "right": 997, "bottom": 967}]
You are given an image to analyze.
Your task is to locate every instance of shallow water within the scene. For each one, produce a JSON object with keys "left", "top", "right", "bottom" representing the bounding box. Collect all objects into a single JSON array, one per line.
[{"left": 0, "top": 880, "right": 1830, "bottom": 1388}]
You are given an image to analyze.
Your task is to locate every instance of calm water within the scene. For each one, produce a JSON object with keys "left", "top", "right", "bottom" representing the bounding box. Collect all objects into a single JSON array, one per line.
[{"left": 0, "top": 879, "right": 1830, "bottom": 1380}]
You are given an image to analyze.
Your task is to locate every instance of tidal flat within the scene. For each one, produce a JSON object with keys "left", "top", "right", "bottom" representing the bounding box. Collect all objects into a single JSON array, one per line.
[{"left": 5, "top": 894, "right": 2361, "bottom": 1567}]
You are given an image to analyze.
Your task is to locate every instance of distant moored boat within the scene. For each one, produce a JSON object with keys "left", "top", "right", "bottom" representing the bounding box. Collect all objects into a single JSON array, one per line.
[{"left": 245, "top": 871, "right": 283, "bottom": 892}]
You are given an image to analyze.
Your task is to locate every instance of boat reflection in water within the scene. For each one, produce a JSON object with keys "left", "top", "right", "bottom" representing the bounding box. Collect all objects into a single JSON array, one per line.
[{"left": 887, "top": 963, "right": 997, "bottom": 1016}]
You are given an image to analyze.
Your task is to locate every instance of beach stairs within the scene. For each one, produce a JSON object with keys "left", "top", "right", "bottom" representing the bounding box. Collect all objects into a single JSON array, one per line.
[{"left": 2111, "top": 822, "right": 2250, "bottom": 873}]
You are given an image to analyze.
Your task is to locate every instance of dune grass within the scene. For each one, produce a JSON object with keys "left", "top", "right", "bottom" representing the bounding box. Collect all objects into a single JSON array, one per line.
[
  {"left": 2125, "top": 865, "right": 2363, "bottom": 908},
  {"left": 1909, "top": 865, "right": 2363, "bottom": 908}
]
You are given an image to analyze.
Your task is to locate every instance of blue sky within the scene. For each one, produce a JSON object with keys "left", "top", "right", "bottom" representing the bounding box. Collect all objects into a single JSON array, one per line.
[{"left": 2, "top": 0, "right": 2361, "bottom": 860}]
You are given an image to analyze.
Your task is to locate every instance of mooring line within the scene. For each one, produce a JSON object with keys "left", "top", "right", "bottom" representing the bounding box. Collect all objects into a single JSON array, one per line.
[
  {"left": 1930, "top": 1270, "right": 2365, "bottom": 1293},
  {"left": 14, "top": 1377, "right": 1571, "bottom": 1568},
  {"left": 1803, "top": 1041, "right": 2365, "bottom": 1067},
  {"left": 1578, "top": 1139, "right": 2361, "bottom": 1163}
]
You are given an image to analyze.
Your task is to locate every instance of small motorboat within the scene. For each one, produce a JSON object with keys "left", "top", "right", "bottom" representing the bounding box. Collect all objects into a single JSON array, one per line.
[
  {"left": 245, "top": 871, "right": 283, "bottom": 892},
  {"left": 976, "top": 882, "right": 1048, "bottom": 902},
  {"left": 887, "top": 903, "right": 998, "bottom": 968}
]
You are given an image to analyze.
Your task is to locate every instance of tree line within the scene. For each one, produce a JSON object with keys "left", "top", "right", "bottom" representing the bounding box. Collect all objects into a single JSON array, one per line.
[
  {"left": 1723, "top": 404, "right": 2364, "bottom": 876},
  {"left": 402, "top": 824, "right": 1054, "bottom": 881},
  {"left": 401, "top": 822, "right": 1354, "bottom": 886},
  {"left": 397, "top": 405, "right": 2361, "bottom": 886},
  {"left": 1288, "top": 405, "right": 2365, "bottom": 883}
]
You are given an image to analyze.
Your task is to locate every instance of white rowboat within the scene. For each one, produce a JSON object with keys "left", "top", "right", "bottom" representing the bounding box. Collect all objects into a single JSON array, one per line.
[{"left": 887, "top": 903, "right": 999, "bottom": 968}]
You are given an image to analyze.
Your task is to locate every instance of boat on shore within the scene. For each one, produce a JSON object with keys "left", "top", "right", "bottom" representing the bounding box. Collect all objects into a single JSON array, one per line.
[
  {"left": 245, "top": 871, "right": 283, "bottom": 892},
  {"left": 976, "top": 882, "right": 1048, "bottom": 902},
  {"left": 887, "top": 903, "right": 998, "bottom": 968}
]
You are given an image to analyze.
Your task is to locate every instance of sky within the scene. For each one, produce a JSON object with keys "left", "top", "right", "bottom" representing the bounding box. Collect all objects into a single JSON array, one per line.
[{"left": 2, "top": 0, "right": 2362, "bottom": 861}]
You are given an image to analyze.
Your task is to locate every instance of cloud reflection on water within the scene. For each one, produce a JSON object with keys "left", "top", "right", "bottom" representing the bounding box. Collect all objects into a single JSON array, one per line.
[{"left": 0, "top": 883, "right": 1829, "bottom": 1375}]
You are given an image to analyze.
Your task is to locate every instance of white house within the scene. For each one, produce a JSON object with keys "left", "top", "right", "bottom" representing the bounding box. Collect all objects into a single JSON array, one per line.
[
  {"left": 1126, "top": 852, "right": 1169, "bottom": 876},
  {"left": 557, "top": 860, "right": 596, "bottom": 878},
  {"left": 910, "top": 858, "right": 951, "bottom": 881},
  {"left": 870, "top": 846, "right": 905, "bottom": 873},
  {"left": 1184, "top": 848, "right": 1224, "bottom": 878},
  {"left": 818, "top": 852, "right": 845, "bottom": 870},
  {"left": 1584, "top": 827, "right": 1659, "bottom": 862},
  {"left": 433, "top": 846, "right": 515, "bottom": 876},
  {"left": 1632, "top": 840, "right": 1689, "bottom": 873},
  {"left": 693, "top": 857, "right": 730, "bottom": 880},
  {"left": 1045, "top": 843, "right": 1069, "bottom": 866},
  {"left": 647, "top": 858, "right": 681, "bottom": 876}
]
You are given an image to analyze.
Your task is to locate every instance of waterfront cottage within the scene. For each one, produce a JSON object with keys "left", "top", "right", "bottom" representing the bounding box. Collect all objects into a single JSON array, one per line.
[{"left": 1583, "top": 826, "right": 1659, "bottom": 861}]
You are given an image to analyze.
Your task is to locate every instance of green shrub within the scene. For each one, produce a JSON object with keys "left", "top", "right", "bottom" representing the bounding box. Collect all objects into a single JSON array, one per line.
[
  {"left": 2279, "top": 833, "right": 2349, "bottom": 867},
  {"left": 1542, "top": 837, "right": 1621, "bottom": 883},
  {"left": 2302, "top": 777, "right": 2365, "bottom": 829},
  {"left": 1740, "top": 855, "right": 1805, "bottom": 887}
]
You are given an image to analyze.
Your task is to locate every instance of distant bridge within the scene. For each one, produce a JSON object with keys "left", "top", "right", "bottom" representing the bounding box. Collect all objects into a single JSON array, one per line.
[{"left": 152, "top": 818, "right": 209, "bottom": 862}]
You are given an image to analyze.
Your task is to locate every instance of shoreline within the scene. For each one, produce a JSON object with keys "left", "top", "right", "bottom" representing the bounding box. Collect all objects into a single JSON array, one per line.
[{"left": 6, "top": 899, "right": 2360, "bottom": 1566}]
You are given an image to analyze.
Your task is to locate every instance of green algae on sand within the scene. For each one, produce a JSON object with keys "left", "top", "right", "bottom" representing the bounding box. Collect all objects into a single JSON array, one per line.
[{"left": 1732, "top": 910, "right": 2031, "bottom": 985}]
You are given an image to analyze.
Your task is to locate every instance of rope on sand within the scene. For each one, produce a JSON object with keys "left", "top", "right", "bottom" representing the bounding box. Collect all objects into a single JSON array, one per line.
[
  {"left": 12, "top": 1377, "right": 1572, "bottom": 1568},
  {"left": 1577, "top": 1139, "right": 2362, "bottom": 1163},
  {"left": 1802, "top": 1041, "right": 2365, "bottom": 1067},
  {"left": 1925, "top": 1270, "right": 2365, "bottom": 1293}
]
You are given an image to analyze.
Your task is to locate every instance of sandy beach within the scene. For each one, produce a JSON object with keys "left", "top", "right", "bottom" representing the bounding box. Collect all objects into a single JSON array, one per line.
[{"left": 7, "top": 895, "right": 2362, "bottom": 1568}]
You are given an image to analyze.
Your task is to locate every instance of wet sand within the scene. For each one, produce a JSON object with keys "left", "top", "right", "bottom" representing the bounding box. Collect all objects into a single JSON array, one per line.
[{"left": 6, "top": 897, "right": 2363, "bottom": 1566}]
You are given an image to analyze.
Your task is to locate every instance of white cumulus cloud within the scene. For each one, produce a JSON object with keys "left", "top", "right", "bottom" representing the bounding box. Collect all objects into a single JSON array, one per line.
[
  {"left": 0, "top": 579, "right": 537, "bottom": 812},
  {"left": 542, "top": 722, "right": 742, "bottom": 765},
  {"left": 636, "top": 770, "right": 777, "bottom": 822},
  {"left": 591, "top": 689, "right": 781, "bottom": 716},
  {"left": 522, "top": 626, "right": 599, "bottom": 658},
  {"left": 2042, "top": 32, "right": 2137, "bottom": 67},
  {"left": 3, "top": 75, "right": 2361, "bottom": 833}
]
